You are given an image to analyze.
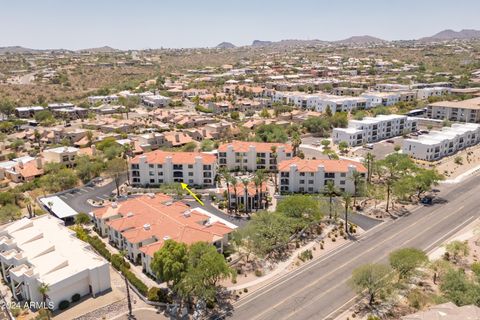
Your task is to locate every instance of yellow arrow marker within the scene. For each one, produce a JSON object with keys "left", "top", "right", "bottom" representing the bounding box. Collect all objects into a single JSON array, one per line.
[{"left": 181, "top": 183, "right": 204, "bottom": 206}]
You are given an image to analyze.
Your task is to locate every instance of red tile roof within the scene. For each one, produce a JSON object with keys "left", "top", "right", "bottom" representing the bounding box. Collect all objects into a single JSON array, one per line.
[
  {"left": 278, "top": 157, "right": 367, "bottom": 173},
  {"left": 94, "top": 194, "right": 233, "bottom": 257},
  {"left": 218, "top": 140, "right": 293, "bottom": 153},
  {"left": 130, "top": 150, "right": 216, "bottom": 165}
]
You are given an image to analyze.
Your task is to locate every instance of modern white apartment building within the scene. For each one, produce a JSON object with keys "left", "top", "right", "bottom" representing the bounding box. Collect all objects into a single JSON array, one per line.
[
  {"left": 360, "top": 91, "right": 401, "bottom": 108},
  {"left": 332, "top": 114, "right": 418, "bottom": 147},
  {"left": 92, "top": 194, "right": 235, "bottom": 278},
  {"left": 278, "top": 158, "right": 367, "bottom": 194},
  {"left": 218, "top": 141, "right": 293, "bottom": 172},
  {"left": 403, "top": 123, "right": 480, "bottom": 161},
  {"left": 129, "top": 150, "right": 217, "bottom": 187},
  {"left": 141, "top": 95, "right": 171, "bottom": 108},
  {"left": 272, "top": 91, "right": 367, "bottom": 113},
  {"left": 426, "top": 97, "right": 480, "bottom": 123},
  {"left": 0, "top": 216, "right": 111, "bottom": 310}
]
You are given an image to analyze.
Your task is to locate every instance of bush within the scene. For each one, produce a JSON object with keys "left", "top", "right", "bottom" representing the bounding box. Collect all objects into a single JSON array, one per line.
[
  {"left": 71, "top": 293, "right": 81, "bottom": 302},
  {"left": 147, "top": 287, "right": 171, "bottom": 303},
  {"left": 59, "top": 300, "right": 70, "bottom": 310},
  {"left": 111, "top": 254, "right": 130, "bottom": 270},
  {"left": 122, "top": 266, "right": 148, "bottom": 296},
  {"left": 254, "top": 269, "right": 263, "bottom": 277}
]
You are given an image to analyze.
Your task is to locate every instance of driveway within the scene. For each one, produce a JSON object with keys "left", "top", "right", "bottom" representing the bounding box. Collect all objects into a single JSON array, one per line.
[
  {"left": 186, "top": 198, "right": 249, "bottom": 228},
  {"left": 61, "top": 175, "right": 127, "bottom": 213},
  {"left": 353, "top": 136, "right": 404, "bottom": 160}
]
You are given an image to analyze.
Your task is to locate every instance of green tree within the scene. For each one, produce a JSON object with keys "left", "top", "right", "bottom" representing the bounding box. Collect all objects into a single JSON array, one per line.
[
  {"left": 291, "top": 132, "right": 302, "bottom": 157},
  {"left": 255, "top": 124, "right": 288, "bottom": 143},
  {"left": 338, "top": 141, "right": 349, "bottom": 154},
  {"left": 303, "top": 117, "right": 330, "bottom": 136},
  {"left": 0, "top": 99, "right": 15, "bottom": 119},
  {"left": 440, "top": 268, "right": 480, "bottom": 306},
  {"left": 389, "top": 248, "right": 428, "bottom": 281},
  {"left": 324, "top": 180, "right": 339, "bottom": 219},
  {"left": 276, "top": 195, "right": 324, "bottom": 227},
  {"left": 40, "top": 168, "right": 79, "bottom": 193},
  {"left": 0, "top": 204, "right": 21, "bottom": 223},
  {"left": 151, "top": 240, "right": 189, "bottom": 288},
  {"left": 75, "top": 155, "right": 104, "bottom": 183},
  {"left": 75, "top": 212, "right": 91, "bottom": 225},
  {"left": 200, "top": 139, "right": 215, "bottom": 152},
  {"left": 445, "top": 241, "right": 470, "bottom": 263},
  {"left": 349, "top": 263, "right": 393, "bottom": 306},
  {"left": 230, "top": 111, "right": 240, "bottom": 120},
  {"left": 259, "top": 108, "right": 270, "bottom": 118},
  {"left": 38, "top": 282, "right": 51, "bottom": 320}
]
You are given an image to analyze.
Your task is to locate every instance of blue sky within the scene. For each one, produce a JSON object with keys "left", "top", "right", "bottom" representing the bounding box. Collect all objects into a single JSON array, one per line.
[{"left": 2, "top": 0, "right": 479, "bottom": 50}]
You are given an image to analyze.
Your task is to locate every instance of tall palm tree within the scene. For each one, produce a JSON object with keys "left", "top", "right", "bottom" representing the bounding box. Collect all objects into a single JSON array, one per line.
[
  {"left": 230, "top": 176, "right": 239, "bottom": 214},
  {"left": 270, "top": 146, "right": 278, "bottom": 193},
  {"left": 220, "top": 168, "right": 232, "bottom": 212},
  {"left": 324, "top": 181, "right": 338, "bottom": 220},
  {"left": 291, "top": 132, "right": 302, "bottom": 157},
  {"left": 350, "top": 171, "right": 364, "bottom": 207},
  {"left": 241, "top": 178, "right": 250, "bottom": 214},
  {"left": 342, "top": 193, "right": 352, "bottom": 235},
  {"left": 364, "top": 153, "right": 375, "bottom": 183},
  {"left": 38, "top": 282, "right": 51, "bottom": 319}
]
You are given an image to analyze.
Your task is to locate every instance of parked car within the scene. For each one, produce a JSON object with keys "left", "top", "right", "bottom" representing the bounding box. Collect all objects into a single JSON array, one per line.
[
  {"left": 385, "top": 140, "right": 395, "bottom": 144},
  {"left": 364, "top": 144, "right": 374, "bottom": 149}
]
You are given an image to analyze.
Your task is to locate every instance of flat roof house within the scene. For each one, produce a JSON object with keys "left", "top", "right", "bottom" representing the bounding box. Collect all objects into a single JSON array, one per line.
[
  {"left": 0, "top": 216, "right": 111, "bottom": 310},
  {"left": 42, "top": 146, "right": 79, "bottom": 168}
]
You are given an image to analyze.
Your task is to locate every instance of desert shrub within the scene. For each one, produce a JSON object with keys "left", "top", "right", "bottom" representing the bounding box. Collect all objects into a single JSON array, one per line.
[
  {"left": 59, "top": 300, "right": 70, "bottom": 310},
  {"left": 71, "top": 293, "right": 81, "bottom": 302}
]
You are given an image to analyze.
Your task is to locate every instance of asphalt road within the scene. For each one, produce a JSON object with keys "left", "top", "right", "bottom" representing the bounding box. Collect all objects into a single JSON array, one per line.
[
  {"left": 228, "top": 173, "right": 480, "bottom": 320},
  {"left": 61, "top": 175, "right": 127, "bottom": 213}
]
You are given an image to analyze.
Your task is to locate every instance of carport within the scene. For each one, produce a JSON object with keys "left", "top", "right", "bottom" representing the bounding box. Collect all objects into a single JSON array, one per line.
[{"left": 40, "top": 196, "right": 78, "bottom": 224}]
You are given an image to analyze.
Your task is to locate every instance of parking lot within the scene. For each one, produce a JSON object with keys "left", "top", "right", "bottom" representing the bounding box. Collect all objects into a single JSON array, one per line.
[{"left": 352, "top": 136, "right": 405, "bottom": 160}]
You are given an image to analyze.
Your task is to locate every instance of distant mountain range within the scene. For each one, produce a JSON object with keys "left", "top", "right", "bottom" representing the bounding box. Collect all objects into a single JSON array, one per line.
[
  {"left": 215, "top": 42, "right": 236, "bottom": 49},
  {"left": 419, "top": 29, "right": 480, "bottom": 42},
  {"left": 2, "top": 29, "right": 480, "bottom": 55}
]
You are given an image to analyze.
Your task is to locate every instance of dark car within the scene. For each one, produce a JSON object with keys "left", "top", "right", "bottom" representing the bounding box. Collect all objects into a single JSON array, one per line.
[{"left": 421, "top": 196, "right": 433, "bottom": 205}]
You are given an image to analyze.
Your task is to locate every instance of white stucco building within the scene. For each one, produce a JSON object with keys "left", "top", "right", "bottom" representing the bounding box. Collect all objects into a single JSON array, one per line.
[
  {"left": 0, "top": 216, "right": 111, "bottom": 310},
  {"left": 332, "top": 114, "right": 418, "bottom": 146},
  {"left": 218, "top": 141, "right": 293, "bottom": 172},
  {"left": 141, "top": 95, "right": 171, "bottom": 108},
  {"left": 129, "top": 150, "right": 217, "bottom": 187},
  {"left": 278, "top": 158, "right": 367, "bottom": 194},
  {"left": 272, "top": 91, "right": 367, "bottom": 113},
  {"left": 403, "top": 123, "right": 480, "bottom": 161}
]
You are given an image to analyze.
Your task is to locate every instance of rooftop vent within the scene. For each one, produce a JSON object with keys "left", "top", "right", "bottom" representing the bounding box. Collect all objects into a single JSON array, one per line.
[
  {"left": 147, "top": 193, "right": 155, "bottom": 199},
  {"left": 126, "top": 212, "right": 134, "bottom": 217},
  {"left": 163, "top": 235, "right": 170, "bottom": 241},
  {"left": 111, "top": 202, "right": 118, "bottom": 208},
  {"left": 143, "top": 223, "right": 151, "bottom": 230},
  {"left": 183, "top": 210, "right": 191, "bottom": 218}
]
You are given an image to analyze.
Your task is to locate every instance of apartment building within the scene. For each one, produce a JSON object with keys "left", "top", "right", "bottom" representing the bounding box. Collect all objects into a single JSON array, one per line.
[
  {"left": 332, "top": 114, "right": 418, "bottom": 146},
  {"left": 426, "top": 97, "right": 480, "bottom": 123},
  {"left": 42, "top": 146, "right": 79, "bottom": 167},
  {"left": 416, "top": 87, "right": 451, "bottom": 100},
  {"left": 0, "top": 216, "right": 111, "bottom": 310},
  {"left": 142, "top": 95, "right": 171, "bottom": 108},
  {"left": 218, "top": 141, "right": 293, "bottom": 172},
  {"left": 272, "top": 91, "right": 367, "bottom": 113},
  {"left": 0, "top": 157, "right": 43, "bottom": 182},
  {"left": 360, "top": 92, "right": 401, "bottom": 108},
  {"left": 92, "top": 194, "right": 235, "bottom": 278},
  {"left": 403, "top": 123, "right": 480, "bottom": 161},
  {"left": 278, "top": 158, "right": 367, "bottom": 194},
  {"left": 129, "top": 150, "right": 217, "bottom": 187}
]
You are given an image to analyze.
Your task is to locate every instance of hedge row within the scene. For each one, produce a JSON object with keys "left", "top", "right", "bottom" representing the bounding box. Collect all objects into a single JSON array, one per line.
[{"left": 75, "top": 229, "right": 148, "bottom": 297}]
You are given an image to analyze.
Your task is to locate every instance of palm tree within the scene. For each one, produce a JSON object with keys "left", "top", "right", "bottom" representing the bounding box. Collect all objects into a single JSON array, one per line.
[
  {"left": 350, "top": 171, "right": 364, "bottom": 207},
  {"left": 291, "top": 132, "right": 301, "bottom": 157},
  {"left": 253, "top": 170, "right": 265, "bottom": 211},
  {"left": 324, "top": 181, "right": 338, "bottom": 220},
  {"left": 241, "top": 178, "right": 250, "bottom": 214},
  {"left": 220, "top": 168, "right": 232, "bottom": 212},
  {"left": 364, "top": 153, "right": 375, "bottom": 183},
  {"left": 342, "top": 193, "right": 352, "bottom": 235},
  {"left": 270, "top": 146, "right": 278, "bottom": 193},
  {"left": 38, "top": 282, "right": 51, "bottom": 319},
  {"left": 230, "top": 176, "right": 239, "bottom": 214}
]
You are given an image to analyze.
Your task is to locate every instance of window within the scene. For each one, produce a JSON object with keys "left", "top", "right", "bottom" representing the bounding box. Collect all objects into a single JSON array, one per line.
[
  {"left": 158, "top": 179, "right": 163, "bottom": 183},
  {"left": 157, "top": 164, "right": 163, "bottom": 169},
  {"left": 188, "top": 164, "right": 193, "bottom": 169},
  {"left": 149, "top": 171, "right": 154, "bottom": 176},
  {"left": 340, "top": 173, "right": 346, "bottom": 177},
  {"left": 300, "top": 180, "right": 305, "bottom": 184},
  {"left": 150, "top": 179, "right": 155, "bottom": 183},
  {"left": 340, "top": 180, "right": 345, "bottom": 185},
  {"left": 149, "top": 164, "right": 154, "bottom": 168},
  {"left": 308, "top": 180, "right": 314, "bottom": 184},
  {"left": 188, "top": 172, "right": 193, "bottom": 176}
]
